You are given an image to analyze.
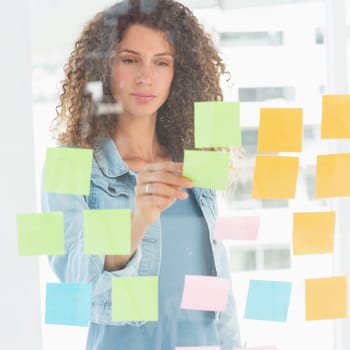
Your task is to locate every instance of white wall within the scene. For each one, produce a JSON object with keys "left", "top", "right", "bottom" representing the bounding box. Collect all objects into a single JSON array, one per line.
[{"left": 0, "top": 0, "right": 42, "bottom": 348}]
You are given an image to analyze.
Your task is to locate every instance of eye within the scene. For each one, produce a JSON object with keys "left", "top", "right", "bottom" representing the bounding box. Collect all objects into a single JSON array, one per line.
[
  {"left": 155, "top": 60, "right": 169, "bottom": 67},
  {"left": 121, "top": 58, "right": 137, "bottom": 64}
]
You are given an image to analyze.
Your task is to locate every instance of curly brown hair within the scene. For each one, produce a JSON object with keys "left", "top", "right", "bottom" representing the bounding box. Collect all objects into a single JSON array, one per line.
[{"left": 51, "top": 0, "right": 226, "bottom": 161}]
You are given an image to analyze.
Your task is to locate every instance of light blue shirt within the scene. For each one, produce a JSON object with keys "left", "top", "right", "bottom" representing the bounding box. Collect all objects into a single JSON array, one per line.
[
  {"left": 158, "top": 188, "right": 219, "bottom": 346},
  {"left": 41, "top": 137, "right": 241, "bottom": 350}
]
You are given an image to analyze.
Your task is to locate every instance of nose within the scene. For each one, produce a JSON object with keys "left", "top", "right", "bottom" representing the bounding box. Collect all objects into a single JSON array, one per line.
[{"left": 136, "top": 62, "right": 153, "bottom": 85}]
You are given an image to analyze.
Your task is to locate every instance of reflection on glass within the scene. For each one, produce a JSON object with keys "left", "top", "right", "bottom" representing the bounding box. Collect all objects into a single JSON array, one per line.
[
  {"left": 219, "top": 31, "right": 284, "bottom": 47},
  {"left": 263, "top": 248, "right": 291, "bottom": 270}
]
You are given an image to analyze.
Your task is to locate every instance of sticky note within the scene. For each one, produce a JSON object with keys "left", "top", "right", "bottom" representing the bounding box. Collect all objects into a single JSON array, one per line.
[
  {"left": 16, "top": 212, "right": 64, "bottom": 255},
  {"left": 194, "top": 101, "right": 241, "bottom": 148},
  {"left": 214, "top": 216, "right": 260, "bottom": 240},
  {"left": 316, "top": 153, "right": 350, "bottom": 197},
  {"left": 305, "top": 276, "right": 347, "bottom": 320},
  {"left": 85, "top": 81, "right": 103, "bottom": 101},
  {"left": 97, "top": 102, "right": 123, "bottom": 115},
  {"left": 45, "top": 283, "right": 91, "bottom": 326},
  {"left": 180, "top": 275, "right": 229, "bottom": 312},
  {"left": 321, "top": 95, "right": 350, "bottom": 138},
  {"left": 244, "top": 280, "right": 292, "bottom": 322},
  {"left": 84, "top": 209, "right": 131, "bottom": 255},
  {"left": 44, "top": 147, "right": 93, "bottom": 195},
  {"left": 112, "top": 276, "right": 158, "bottom": 322},
  {"left": 183, "top": 150, "right": 230, "bottom": 190},
  {"left": 293, "top": 211, "right": 335, "bottom": 255},
  {"left": 234, "top": 347, "right": 276, "bottom": 350},
  {"left": 252, "top": 155, "right": 299, "bottom": 199},
  {"left": 176, "top": 347, "right": 220, "bottom": 350},
  {"left": 257, "top": 108, "right": 303, "bottom": 152}
]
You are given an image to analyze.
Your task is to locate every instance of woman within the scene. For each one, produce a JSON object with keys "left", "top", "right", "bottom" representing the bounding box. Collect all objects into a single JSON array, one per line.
[{"left": 43, "top": 0, "right": 241, "bottom": 349}]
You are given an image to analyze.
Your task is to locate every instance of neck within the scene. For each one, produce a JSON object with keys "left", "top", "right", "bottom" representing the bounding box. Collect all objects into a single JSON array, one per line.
[{"left": 113, "top": 113, "right": 170, "bottom": 168}]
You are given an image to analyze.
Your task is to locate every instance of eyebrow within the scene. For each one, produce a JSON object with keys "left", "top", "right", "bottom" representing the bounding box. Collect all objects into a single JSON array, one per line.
[{"left": 117, "top": 49, "right": 174, "bottom": 57}]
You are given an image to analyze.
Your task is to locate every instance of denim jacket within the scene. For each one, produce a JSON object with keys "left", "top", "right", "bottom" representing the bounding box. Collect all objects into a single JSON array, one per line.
[{"left": 41, "top": 137, "right": 241, "bottom": 350}]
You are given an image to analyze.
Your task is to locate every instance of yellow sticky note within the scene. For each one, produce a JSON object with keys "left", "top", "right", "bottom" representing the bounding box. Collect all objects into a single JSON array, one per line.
[
  {"left": 316, "top": 154, "right": 350, "bottom": 198},
  {"left": 321, "top": 95, "right": 350, "bottom": 138},
  {"left": 252, "top": 155, "right": 299, "bottom": 199},
  {"left": 257, "top": 108, "right": 303, "bottom": 152},
  {"left": 292, "top": 212, "right": 335, "bottom": 255},
  {"left": 305, "top": 276, "right": 347, "bottom": 321}
]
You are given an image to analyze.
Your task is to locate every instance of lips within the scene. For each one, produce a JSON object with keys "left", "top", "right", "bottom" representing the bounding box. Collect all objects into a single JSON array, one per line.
[{"left": 130, "top": 93, "right": 156, "bottom": 102}]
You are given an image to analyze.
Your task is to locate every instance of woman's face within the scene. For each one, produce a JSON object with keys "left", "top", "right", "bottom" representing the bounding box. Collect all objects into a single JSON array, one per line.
[{"left": 111, "top": 24, "right": 175, "bottom": 119}]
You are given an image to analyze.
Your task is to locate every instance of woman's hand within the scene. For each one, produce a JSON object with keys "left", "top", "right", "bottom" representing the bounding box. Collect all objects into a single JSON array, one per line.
[
  {"left": 134, "top": 161, "right": 192, "bottom": 227},
  {"left": 105, "top": 161, "right": 192, "bottom": 271}
]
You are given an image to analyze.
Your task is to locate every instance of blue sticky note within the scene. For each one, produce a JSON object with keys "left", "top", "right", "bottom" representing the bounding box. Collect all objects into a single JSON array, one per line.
[
  {"left": 45, "top": 283, "right": 92, "bottom": 327},
  {"left": 244, "top": 280, "right": 292, "bottom": 322}
]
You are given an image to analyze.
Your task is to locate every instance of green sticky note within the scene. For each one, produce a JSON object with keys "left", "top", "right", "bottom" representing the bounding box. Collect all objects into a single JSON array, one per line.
[
  {"left": 194, "top": 101, "right": 241, "bottom": 148},
  {"left": 16, "top": 212, "right": 65, "bottom": 255},
  {"left": 44, "top": 148, "right": 93, "bottom": 195},
  {"left": 183, "top": 150, "right": 230, "bottom": 190},
  {"left": 84, "top": 209, "right": 131, "bottom": 255},
  {"left": 112, "top": 276, "right": 158, "bottom": 322}
]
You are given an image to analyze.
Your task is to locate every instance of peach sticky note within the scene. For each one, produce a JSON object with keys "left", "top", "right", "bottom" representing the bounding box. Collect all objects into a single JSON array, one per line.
[
  {"left": 293, "top": 211, "right": 335, "bottom": 255},
  {"left": 214, "top": 216, "right": 260, "bottom": 240},
  {"left": 252, "top": 155, "right": 299, "bottom": 199},
  {"left": 180, "top": 275, "right": 229, "bottom": 312},
  {"left": 257, "top": 108, "right": 303, "bottom": 152},
  {"left": 305, "top": 276, "right": 348, "bottom": 321},
  {"left": 321, "top": 95, "right": 350, "bottom": 138},
  {"left": 316, "top": 153, "right": 350, "bottom": 198}
]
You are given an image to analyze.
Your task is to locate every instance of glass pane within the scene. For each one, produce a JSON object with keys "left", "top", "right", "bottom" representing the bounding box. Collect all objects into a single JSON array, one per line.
[
  {"left": 238, "top": 86, "right": 296, "bottom": 102},
  {"left": 230, "top": 247, "right": 257, "bottom": 272},
  {"left": 263, "top": 247, "right": 291, "bottom": 270},
  {"left": 219, "top": 31, "right": 284, "bottom": 46},
  {"left": 31, "top": 1, "right": 342, "bottom": 349},
  {"left": 348, "top": 0, "right": 350, "bottom": 93},
  {"left": 194, "top": 2, "right": 335, "bottom": 349}
]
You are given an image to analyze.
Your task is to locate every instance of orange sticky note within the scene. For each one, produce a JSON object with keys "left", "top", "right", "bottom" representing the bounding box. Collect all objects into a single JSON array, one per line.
[
  {"left": 292, "top": 211, "right": 335, "bottom": 255},
  {"left": 305, "top": 276, "right": 347, "bottom": 321},
  {"left": 316, "top": 154, "right": 350, "bottom": 198},
  {"left": 257, "top": 108, "right": 303, "bottom": 152},
  {"left": 321, "top": 95, "right": 350, "bottom": 138},
  {"left": 252, "top": 155, "right": 299, "bottom": 199}
]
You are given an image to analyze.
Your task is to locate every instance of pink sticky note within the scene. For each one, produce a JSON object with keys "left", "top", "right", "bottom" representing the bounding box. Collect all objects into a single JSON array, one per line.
[
  {"left": 176, "top": 347, "right": 220, "bottom": 350},
  {"left": 214, "top": 216, "right": 260, "bottom": 240},
  {"left": 180, "top": 275, "right": 229, "bottom": 312},
  {"left": 234, "top": 347, "right": 276, "bottom": 350}
]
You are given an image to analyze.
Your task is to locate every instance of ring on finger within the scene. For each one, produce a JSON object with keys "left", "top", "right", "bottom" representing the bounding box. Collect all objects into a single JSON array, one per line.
[{"left": 145, "top": 183, "right": 151, "bottom": 194}]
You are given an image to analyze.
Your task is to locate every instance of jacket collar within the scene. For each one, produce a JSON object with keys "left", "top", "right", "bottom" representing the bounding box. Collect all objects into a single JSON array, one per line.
[{"left": 93, "top": 137, "right": 137, "bottom": 178}]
